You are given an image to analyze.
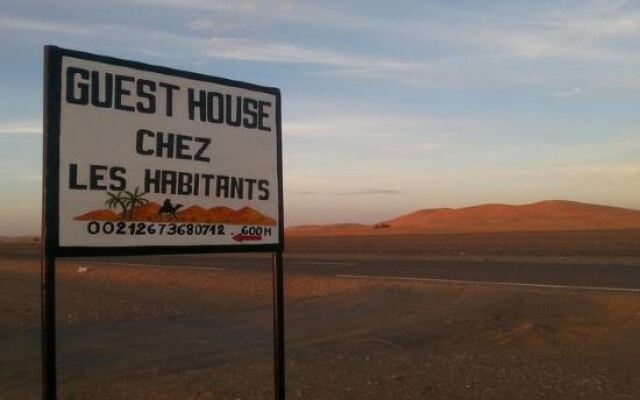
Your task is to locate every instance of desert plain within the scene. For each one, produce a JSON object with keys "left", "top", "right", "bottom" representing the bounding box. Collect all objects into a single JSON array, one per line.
[{"left": 2, "top": 224, "right": 640, "bottom": 400}]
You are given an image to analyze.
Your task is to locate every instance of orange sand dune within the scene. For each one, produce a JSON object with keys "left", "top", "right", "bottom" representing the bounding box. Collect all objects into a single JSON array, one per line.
[
  {"left": 177, "top": 205, "right": 207, "bottom": 222},
  {"left": 74, "top": 209, "right": 120, "bottom": 221},
  {"left": 75, "top": 202, "right": 276, "bottom": 226},
  {"left": 131, "top": 202, "right": 161, "bottom": 221},
  {"left": 286, "top": 200, "right": 640, "bottom": 237},
  {"left": 175, "top": 205, "right": 276, "bottom": 225},
  {"left": 234, "top": 207, "right": 277, "bottom": 226},
  {"left": 206, "top": 206, "right": 236, "bottom": 221}
]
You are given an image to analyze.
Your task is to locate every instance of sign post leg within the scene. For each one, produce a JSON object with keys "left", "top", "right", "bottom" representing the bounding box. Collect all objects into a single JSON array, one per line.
[
  {"left": 42, "top": 252, "right": 57, "bottom": 400},
  {"left": 272, "top": 251, "right": 285, "bottom": 400}
]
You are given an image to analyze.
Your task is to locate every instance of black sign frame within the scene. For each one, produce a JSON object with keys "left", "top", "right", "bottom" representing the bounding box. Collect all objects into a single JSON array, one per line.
[{"left": 43, "top": 45, "right": 284, "bottom": 258}]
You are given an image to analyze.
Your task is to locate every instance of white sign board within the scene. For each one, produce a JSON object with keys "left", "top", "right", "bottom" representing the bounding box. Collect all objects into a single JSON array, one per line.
[{"left": 43, "top": 46, "right": 283, "bottom": 256}]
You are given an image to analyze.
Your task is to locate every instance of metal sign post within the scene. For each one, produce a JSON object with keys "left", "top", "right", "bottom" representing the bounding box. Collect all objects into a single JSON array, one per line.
[
  {"left": 41, "top": 254, "right": 56, "bottom": 400},
  {"left": 42, "top": 45, "right": 59, "bottom": 400},
  {"left": 41, "top": 45, "right": 285, "bottom": 399},
  {"left": 272, "top": 251, "right": 285, "bottom": 400}
]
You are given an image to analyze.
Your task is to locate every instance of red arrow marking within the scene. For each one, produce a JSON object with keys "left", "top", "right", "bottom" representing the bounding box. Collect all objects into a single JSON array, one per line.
[{"left": 233, "top": 233, "right": 263, "bottom": 243}]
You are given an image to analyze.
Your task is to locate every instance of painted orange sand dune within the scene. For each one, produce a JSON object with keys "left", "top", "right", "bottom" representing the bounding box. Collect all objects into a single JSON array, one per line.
[{"left": 75, "top": 202, "right": 276, "bottom": 226}]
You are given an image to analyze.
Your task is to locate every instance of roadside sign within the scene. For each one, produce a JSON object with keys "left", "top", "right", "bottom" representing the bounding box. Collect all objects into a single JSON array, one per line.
[
  {"left": 42, "top": 46, "right": 286, "bottom": 400},
  {"left": 43, "top": 46, "right": 283, "bottom": 256}
]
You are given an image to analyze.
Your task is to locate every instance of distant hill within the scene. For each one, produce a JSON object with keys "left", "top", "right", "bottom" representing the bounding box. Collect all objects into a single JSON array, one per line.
[
  {"left": 0, "top": 235, "right": 40, "bottom": 243},
  {"left": 286, "top": 200, "right": 640, "bottom": 237}
]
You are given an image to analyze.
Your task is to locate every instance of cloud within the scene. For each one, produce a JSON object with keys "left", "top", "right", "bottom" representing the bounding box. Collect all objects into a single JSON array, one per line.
[
  {"left": 334, "top": 189, "right": 402, "bottom": 196},
  {"left": 189, "top": 3, "right": 640, "bottom": 89},
  {"left": 286, "top": 190, "right": 317, "bottom": 195},
  {"left": 187, "top": 19, "right": 242, "bottom": 32},
  {"left": 398, "top": 2, "right": 640, "bottom": 62},
  {"left": 121, "top": 0, "right": 640, "bottom": 64},
  {"left": 0, "top": 14, "right": 434, "bottom": 84},
  {"left": 0, "top": 16, "right": 93, "bottom": 35},
  {"left": 4, "top": 3, "right": 639, "bottom": 91},
  {"left": 124, "top": 0, "right": 260, "bottom": 12},
  {"left": 3, "top": 2, "right": 640, "bottom": 93},
  {"left": 0, "top": 174, "right": 41, "bottom": 182},
  {"left": 0, "top": 16, "right": 197, "bottom": 61},
  {"left": 284, "top": 115, "right": 451, "bottom": 139},
  {"left": 551, "top": 87, "right": 583, "bottom": 97},
  {"left": 283, "top": 122, "right": 332, "bottom": 137},
  {"left": 202, "top": 37, "right": 431, "bottom": 78},
  {"left": 0, "top": 121, "right": 41, "bottom": 135},
  {"left": 144, "top": 1, "right": 382, "bottom": 31}
]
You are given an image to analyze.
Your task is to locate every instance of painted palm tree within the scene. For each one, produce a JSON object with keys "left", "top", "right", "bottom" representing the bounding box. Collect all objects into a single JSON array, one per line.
[
  {"left": 123, "top": 187, "right": 149, "bottom": 220},
  {"left": 105, "top": 191, "right": 128, "bottom": 219}
]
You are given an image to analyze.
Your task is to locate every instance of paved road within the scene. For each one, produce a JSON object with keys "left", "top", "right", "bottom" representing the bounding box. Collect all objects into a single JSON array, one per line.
[
  {"left": 78, "top": 254, "right": 640, "bottom": 292},
  {"left": 4, "top": 243, "right": 640, "bottom": 292}
]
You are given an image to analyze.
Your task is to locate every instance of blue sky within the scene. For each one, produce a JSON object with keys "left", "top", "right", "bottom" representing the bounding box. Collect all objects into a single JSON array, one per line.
[{"left": 1, "top": 0, "right": 639, "bottom": 235}]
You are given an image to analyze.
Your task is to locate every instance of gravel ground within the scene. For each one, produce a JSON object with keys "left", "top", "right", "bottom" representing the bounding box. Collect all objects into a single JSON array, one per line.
[{"left": 2, "top": 254, "right": 640, "bottom": 399}]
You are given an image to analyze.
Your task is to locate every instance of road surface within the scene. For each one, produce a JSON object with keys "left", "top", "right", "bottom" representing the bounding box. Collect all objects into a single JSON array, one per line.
[{"left": 3, "top": 241, "right": 640, "bottom": 292}]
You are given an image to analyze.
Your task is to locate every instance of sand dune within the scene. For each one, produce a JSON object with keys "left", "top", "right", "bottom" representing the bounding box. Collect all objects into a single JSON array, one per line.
[
  {"left": 285, "top": 223, "right": 369, "bottom": 236},
  {"left": 287, "top": 200, "right": 640, "bottom": 236},
  {"left": 0, "top": 235, "right": 39, "bottom": 243},
  {"left": 75, "top": 202, "right": 276, "bottom": 226}
]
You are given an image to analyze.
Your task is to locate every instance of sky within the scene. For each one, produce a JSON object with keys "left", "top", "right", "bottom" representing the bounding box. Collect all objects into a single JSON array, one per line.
[{"left": 0, "top": 0, "right": 639, "bottom": 235}]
